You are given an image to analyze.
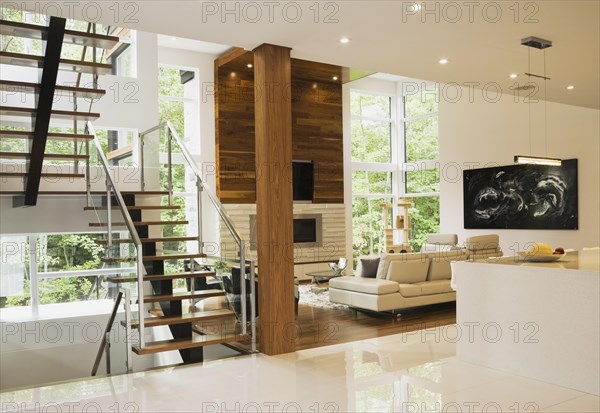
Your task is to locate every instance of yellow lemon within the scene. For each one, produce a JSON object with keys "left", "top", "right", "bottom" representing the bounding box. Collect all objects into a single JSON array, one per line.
[{"left": 527, "top": 242, "right": 553, "bottom": 255}]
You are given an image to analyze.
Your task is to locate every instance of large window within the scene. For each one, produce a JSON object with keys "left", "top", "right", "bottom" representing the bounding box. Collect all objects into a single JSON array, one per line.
[
  {"left": 157, "top": 66, "right": 200, "bottom": 265},
  {"left": 351, "top": 92, "right": 395, "bottom": 258},
  {"left": 351, "top": 84, "right": 440, "bottom": 257},
  {"left": 401, "top": 88, "right": 440, "bottom": 249},
  {"left": 1, "top": 233, "right": 134, "bottom": 318},
  {"left": 351, "top": 92, "right": 393, "bottom": 163}
]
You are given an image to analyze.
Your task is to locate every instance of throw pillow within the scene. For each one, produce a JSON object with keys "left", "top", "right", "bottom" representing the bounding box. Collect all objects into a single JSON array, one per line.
[{"left": 359, "top": 257, "right": 380, "bottom": 278}]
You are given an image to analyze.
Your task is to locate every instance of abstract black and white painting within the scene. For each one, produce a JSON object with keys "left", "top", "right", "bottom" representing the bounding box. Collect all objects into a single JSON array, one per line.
[{"left": 463, "top": 159, "right": 578, "bottom": 229}]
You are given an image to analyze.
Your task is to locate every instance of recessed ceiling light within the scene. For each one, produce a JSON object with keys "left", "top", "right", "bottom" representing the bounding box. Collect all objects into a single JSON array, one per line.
[
  {"left": 566, "top": 85, "right": 575, "bottom": 90},
  {"left": 230, "top": 72, "right": 236, "bottom": 78},
  {"left": 510, "top": 73, "right": 518, "bottom": 79},
  {"left": 312, "top": 83, "right": 318, "bottom": 89},
  {"left": 332, "top": 76, "right": 338, "bottom": 81},
  {"left": 339, "top": 37, "right": 350, "bottom": 44},
  {"left": 247, "top": 63, "right": 253, "bottom": 68},
  {"left": 439, "top": 58, "right": 449, "bottom": 65}
]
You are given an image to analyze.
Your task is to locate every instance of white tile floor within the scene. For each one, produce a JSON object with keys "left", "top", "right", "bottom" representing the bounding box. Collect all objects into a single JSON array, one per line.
[{"left": 1, "top": 325, "right": 598, "bottom": 412}]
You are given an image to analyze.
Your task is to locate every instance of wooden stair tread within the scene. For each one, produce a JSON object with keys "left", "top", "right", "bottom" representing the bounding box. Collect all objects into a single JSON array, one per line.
[
  {"left": 0, "top": 152, "right": 89, "bottom": 161},
  {"left": 0, "top": 130, "right": 94, "bottom": 141},
  {"left": 0, "top": 106, "right": 100, "bottom": 121},
  {"left": 124, "top": 308, "right": 235, "bottom": 328},
  {"left": 107, "top": 271, "right": 216, "bottom": 283},
  {"left": 142, "top": 253, "right": 207, "bottom": 261},
  {"left": 90, "top": 220, "right": 189, "bottom": 227},
  {"left": 84, "top": 205, "right": 181, "bottom": 211},
  {"left": 128, "top": 205, "right": 181, "bottom": 210},
  {"left": 0, "top": 20, "right": 120, "bottom": 49},
  {"left": 0, "top": 190, "right": 97, "bottom": 195},
  {"left": 132, "top": 332, "right": 247, "bottom": 355},
  {"left": 143, "top": 289, "right": 224, "bottom": 303},
  {"left": 121, "top": 191, "right": 171, "bottom": 195},
  {"left": 102, "top": 253, "right": 207, "bottom": 263},
  {"left": 0, "top": 172, "right": 84, "bottom": 178},
  {"left": 0, "top": 51, "right": 112, "bottom": 75},
  {"left": 96, "top": 236, "right": 198, "bottom": 244},
  {"left": 0, "top": 80, "right": 106, "bottom": 99}
]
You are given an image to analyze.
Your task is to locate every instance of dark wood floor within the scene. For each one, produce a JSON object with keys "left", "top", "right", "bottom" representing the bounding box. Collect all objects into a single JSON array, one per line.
[
  {"left": 294, "top": 301, "right": 456, "bottom": 351},
  {"left": 198, "top": 289, "right": 456, "bottom": 354}
]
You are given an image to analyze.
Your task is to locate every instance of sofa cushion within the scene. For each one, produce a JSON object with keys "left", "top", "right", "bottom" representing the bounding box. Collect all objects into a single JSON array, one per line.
[
  {"left": 376, "top": 252, "right": 427, "bottom": 280},
  {"left": 426, "top": 250, "right": 469, "bottom": 281},
  {"left": 421, "top": 243, "right": 464, "bottom": 253},
  {"left": 427, "top": 233, "right": 458, "bottom": 245},
  {"left": 386, "top": 256, "right": 430, "bottom": 284},
  {"left": 329, "top": 276, "right": 399, "bottom": 295},
  {"left": 398, "top": 284, "right": 422, "bottom": 297},
  {"left": 470, "top": 248, "right": 503, "bottom": 260},
  {"left": 415, "top": 280, "right": 453, "bottom": 295},
  {"left": 465, "top": 234, "right": 500, "bottom": 251},
  {"left": 358, "top": 257, "right": 380, "bottom": 278}
]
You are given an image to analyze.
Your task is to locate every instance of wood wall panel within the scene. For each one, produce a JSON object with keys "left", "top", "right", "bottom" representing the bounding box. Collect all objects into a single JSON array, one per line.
[
  {"left": 215, "top": 51, "right": 256, "bottom": 203},
  {"left": 215, "top": 54, "right": 343, "bottom": 204}
]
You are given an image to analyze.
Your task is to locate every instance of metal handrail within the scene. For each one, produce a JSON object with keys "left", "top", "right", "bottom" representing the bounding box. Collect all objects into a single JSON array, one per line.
[
  {"left": 167, "top": 122, "right": 244, "bottom": 245},
  {"left": 139, "top": 122, "right": 254, "bottom": 344},
  {"left": 91, "top": 291, "right": 123, "bottom": 376},
  {"left": 163, "top": 122, "right": 249, "bottom": 335},
  {"left": 86, "top": 121, "right": 145, "bottom": 349},
  {"left": 139, "top": 122, "right": 244, "bottom": 246}
]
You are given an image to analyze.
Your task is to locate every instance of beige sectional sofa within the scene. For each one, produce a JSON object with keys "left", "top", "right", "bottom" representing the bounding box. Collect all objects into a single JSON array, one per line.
[{"left": 329, "top": 250, "right": 469, "bottom": 312}]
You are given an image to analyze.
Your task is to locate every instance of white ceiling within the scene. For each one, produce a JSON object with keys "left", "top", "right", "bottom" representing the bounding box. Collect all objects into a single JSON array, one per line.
[
  {"left": 25, "top": 1, "right": 600, "bottom": 109},
  {"left": 156, "top": 34, "right": 230, "bottom": 55}
]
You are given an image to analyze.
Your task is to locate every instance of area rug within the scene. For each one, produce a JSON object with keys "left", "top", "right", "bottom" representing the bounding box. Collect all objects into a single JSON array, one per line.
[{"left": 298, "top": 284, "right": 348, "bottom": 310}]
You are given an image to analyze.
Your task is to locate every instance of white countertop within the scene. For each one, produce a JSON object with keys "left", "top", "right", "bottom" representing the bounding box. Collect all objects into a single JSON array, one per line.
[{"left": 469, "top": 250, "right": 600, "bottom": 272}]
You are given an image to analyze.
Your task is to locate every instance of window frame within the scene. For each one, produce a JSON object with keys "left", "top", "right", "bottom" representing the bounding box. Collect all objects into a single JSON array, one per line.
[
  {"left": 350, "top": 83, "right": 441, "bottom": 255},
  {"left": 398, "top": 85, "right": 440, "bottom": 198},
  {"left": 0, "top": 232, "right": 135, "bottom": 319}
]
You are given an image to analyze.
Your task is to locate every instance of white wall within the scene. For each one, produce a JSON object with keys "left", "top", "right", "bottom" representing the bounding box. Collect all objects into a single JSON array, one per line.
[
  {"left": 439, "top": 87, "right": 600, "bottom": 253},
  {"left": 94, "top": 31, "right": 159, "bottom": 133},
  {"left": 0, "top": 304, "right": 155, "bottom": 390}
]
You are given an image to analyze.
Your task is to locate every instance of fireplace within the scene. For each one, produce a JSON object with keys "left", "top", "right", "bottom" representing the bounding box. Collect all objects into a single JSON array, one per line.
[{"left": 249, "top": 214, "right": 322, "bottom": 249}]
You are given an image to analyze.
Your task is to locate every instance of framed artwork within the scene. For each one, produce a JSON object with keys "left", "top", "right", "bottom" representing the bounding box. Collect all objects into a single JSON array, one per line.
[{"left": 463, "top": 159, "right": 578, "bottom": 229}]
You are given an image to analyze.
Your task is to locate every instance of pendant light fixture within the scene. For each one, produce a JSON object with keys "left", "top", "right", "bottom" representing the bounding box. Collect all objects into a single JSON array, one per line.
[{"left": 514, "top": 36, "right": 562, "bottom": 167}]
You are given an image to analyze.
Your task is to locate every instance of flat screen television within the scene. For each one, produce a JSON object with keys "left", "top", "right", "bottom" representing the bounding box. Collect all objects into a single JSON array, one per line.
[{"left": 292, "top": 161, "right": 314, "bottom": 202}]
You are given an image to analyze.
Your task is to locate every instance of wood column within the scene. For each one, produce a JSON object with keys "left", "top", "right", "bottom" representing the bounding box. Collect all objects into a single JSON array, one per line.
[{"left": 253, "top": 44, "right": 295, "bottom": 355}]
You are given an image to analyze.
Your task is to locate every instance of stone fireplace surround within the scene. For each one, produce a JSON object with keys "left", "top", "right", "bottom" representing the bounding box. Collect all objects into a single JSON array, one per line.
[{"left": 220, "top": 204, "right": 346, "bottom": 281}]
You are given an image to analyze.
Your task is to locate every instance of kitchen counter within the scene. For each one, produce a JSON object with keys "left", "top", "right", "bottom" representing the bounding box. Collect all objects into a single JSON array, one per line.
[{"left": 453, "top": 250, "right": 600, "bottom": 395}]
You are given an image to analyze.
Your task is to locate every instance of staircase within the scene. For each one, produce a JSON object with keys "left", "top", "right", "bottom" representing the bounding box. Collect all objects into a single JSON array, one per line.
[
  {"left": 86, "top": 187, "right": 244, "bottom": 362},
  {"left": 0, "top": 17, "right": 115, "bottom": 205},
  {"left": 1, "top": 15, "right": 256, "bottom": 372},
  {"left": 84, "top": 122, "right": 255, "bottom": 371}
]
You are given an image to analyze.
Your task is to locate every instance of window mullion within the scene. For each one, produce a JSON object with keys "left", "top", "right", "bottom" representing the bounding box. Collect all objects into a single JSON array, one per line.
[
  {"left": 351, "top": 162, "right": 395, "bottom": 172},
  {"left": 159, "top": 96, "right": 196, "bottom": 104},
  {"left": 351, "top": 115, "right": 392, "bottom": 123},
  {"left": 396, "top": 84, "right": 407, "bottom": 198},
  {"left": 401, "top": 111, "right": 439, "bottom": 123},
  {"left": 29, "top": 234, "right": 39, "bottom": 318}
]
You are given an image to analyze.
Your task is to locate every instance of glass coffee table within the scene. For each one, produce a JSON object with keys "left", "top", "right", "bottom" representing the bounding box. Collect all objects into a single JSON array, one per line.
[{"left": 307, "top": 270, "right": 343, "bottom": 285}]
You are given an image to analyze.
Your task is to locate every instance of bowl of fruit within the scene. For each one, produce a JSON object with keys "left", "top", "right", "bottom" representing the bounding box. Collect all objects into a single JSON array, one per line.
[{"left": 519, "top": 243, "right": 566, "bottom": 262}]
